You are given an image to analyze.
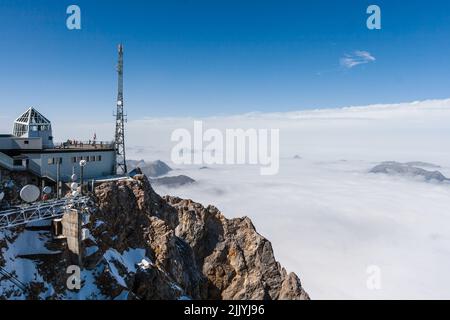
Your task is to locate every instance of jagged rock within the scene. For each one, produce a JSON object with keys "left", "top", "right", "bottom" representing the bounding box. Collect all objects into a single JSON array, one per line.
[
  {"left": 166, "top": 195, "right": 309, "bottom": 300},
  {"left": 0, "top": 175, "right": 309, "bottom": 300},
  {"left": 279, "top": 272, "right": 310, "bottom": 300}
]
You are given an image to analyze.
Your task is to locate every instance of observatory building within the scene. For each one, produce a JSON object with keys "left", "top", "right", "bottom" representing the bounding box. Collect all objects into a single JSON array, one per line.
[{"left": 0, "top": 107, "right": 116, "bottom": 184}]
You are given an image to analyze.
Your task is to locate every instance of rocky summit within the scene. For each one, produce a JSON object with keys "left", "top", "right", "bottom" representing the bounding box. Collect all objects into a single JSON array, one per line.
[{"left": 0, "top": 175, "right": 309, "bottom": 300}]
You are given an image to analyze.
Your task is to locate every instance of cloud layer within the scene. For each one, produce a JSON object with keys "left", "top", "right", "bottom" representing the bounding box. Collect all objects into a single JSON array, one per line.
[{"left": 53, "top": 98, "right": 450, "bottom": 299}]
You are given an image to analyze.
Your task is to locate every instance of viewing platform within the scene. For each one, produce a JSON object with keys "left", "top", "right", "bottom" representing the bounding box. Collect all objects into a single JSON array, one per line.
[{"left": 53, "top": 141, "right": 115, "bottom": 151}]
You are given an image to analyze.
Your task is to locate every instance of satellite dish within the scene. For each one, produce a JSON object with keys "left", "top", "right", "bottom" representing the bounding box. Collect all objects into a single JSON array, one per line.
[
  {"left": 71, "top": 174, "right": 78, "bottom": 182},
  {"left": 20, "top": 185, "right": 40, "bottom": 203},
  {"left": 79, "top": 160, "right": 87, "bottom": 167},
  {"left": 70, "top": 182, "right": 78, "bottom": 191},
  {"left": 72, "top": 191, "right": 79, "bottom": 197},
  {"left": 117, "top": 100, "right": 123, "bottom": 106},
  {"left": 42, "top": 186, "right": 52, "bottom": 194},
  {"left": 0, "top": 192, "right": 4, "bottom": 201}
]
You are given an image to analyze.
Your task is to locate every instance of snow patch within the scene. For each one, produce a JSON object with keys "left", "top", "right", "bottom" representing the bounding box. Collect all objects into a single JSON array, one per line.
[{"left": 103, "top": 248, "right": 153, "bottom": 287}]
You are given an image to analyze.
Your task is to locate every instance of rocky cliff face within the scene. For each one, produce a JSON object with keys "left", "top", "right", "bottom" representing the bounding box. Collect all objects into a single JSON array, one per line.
[
  {"left": 0, "top": 175, "right": 309, "bottom": 300},
  {"left": 166, "top": 196, "right": 308, "bottom": 300}
]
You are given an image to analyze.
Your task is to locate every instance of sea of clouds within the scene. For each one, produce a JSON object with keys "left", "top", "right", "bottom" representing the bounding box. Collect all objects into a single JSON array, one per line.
[{"left": 54, "top": 99, "right": 450, "bottom": 299}]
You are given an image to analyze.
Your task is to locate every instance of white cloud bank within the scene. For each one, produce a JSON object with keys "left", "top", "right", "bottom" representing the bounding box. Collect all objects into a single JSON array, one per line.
[{"left": 55, "top": 98, "right": 450, "bottom": 299}]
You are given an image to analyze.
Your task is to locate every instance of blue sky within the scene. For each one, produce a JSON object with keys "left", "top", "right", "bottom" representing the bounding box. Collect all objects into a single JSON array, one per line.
[{"left": 1, "top": 0, "right": 450, "bottom": 122}]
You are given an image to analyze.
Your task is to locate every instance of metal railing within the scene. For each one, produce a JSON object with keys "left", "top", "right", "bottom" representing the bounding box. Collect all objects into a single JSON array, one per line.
[
  {"left": 0, "top": 196, "right": 90, "bottom": 230},
  {"left": 54, "top": 140, "right": 115, "bottom": 150}
]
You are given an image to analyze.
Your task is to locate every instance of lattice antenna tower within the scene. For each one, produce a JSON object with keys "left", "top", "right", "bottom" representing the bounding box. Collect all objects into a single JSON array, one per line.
[{"left": 114, "top": 44, "right": 127, "bottom": 174}]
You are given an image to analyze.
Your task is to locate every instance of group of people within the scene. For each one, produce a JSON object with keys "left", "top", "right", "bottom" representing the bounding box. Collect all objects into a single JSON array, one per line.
[
  {"left": 60, "top": 134, "right": 101, "bottom": 149},
  {"left": 65, "top": 139, "right": 86, "bottom": 147}
]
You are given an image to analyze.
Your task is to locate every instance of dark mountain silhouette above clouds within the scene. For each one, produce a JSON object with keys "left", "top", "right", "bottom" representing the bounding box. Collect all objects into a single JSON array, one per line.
[
  {"left": 127, "top": 160, "right": 172, "bottom": 177},
  {"left": 370, "top": 161, "right": 449, "bottom": 182}
]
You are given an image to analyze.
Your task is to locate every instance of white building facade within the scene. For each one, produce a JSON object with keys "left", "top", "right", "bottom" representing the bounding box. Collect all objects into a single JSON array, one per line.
[{"left": 0, "top": 108, "right": 116, "bottom": 183}]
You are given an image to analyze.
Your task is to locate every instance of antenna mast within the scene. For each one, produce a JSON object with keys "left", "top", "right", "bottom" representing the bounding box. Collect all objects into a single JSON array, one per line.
[{"left": 114, "top": 44, "right": 127, "bottom": 174}]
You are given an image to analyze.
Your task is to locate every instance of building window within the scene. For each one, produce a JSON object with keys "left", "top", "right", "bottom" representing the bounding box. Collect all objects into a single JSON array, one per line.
[
  {"left": 48, "top": 157, "right": 62, "bottom": 165},
  {"left": 13, "top": 123, "right": 28, "bottom": 137},
  {"left": 96, "top": 155, "right": 102, "bottom": 162},
  {"left": 13, "top": 159, "right": 22, "bottom": 166},
  {"left": 24, "top": 140, "right": 29, "bottom": 145},
  {"left": 72, "top": 157, "right": 77, "bottom": 163},
  {"left": 90, "top": 156, "right": 96, "bottom": 162}
]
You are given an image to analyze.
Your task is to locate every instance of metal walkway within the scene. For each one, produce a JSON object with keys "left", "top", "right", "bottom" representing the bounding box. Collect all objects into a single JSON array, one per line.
[{"left": 0, "top": 197, "right": 90, "bottom": 230}]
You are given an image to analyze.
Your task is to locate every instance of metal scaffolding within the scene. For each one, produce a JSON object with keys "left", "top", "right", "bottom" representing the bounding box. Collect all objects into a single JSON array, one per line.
[{"left": 0, "top": 197, "right": 90, "bottom": 230}]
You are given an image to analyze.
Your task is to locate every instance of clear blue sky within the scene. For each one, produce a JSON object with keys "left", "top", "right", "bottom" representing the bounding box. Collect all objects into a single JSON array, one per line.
[{"left": 1, "top": 0, "right": 450, "bottom": 122}]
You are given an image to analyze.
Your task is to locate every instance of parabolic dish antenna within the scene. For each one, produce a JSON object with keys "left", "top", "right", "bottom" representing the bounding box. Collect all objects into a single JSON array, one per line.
[
  {"left": 42, "top": 186, "right": 52, "bottom": 194},
  {"left": 20, "top": 185, "right": 40, "bottom": 203},
  {"left": 71, "top": 174, "right": 78, "bottom": 182},
  {"left": 71, "top": 182, "right": 78, "bottom": 191}
]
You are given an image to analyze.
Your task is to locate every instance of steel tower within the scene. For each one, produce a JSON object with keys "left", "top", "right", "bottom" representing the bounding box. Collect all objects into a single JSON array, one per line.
[{"left": 114, "top": 44, "right": 127, "bottom": 174}]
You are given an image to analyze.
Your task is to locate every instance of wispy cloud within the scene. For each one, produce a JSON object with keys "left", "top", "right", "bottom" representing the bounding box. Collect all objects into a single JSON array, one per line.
[{"left": 340, "top": 50, "right": 376, "bottom": 68}]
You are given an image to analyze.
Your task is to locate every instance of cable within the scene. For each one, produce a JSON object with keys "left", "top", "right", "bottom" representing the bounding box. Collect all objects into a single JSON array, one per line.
[{"left": 0, "top": 266, "right": 28, "bottom": 294}]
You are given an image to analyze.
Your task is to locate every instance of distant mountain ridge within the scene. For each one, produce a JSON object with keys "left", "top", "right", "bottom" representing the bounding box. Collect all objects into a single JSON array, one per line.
[
  {"left": 370, "top": 161, "right": 449, "bottom": 182},
  {"left": 150, "top": 175, "right": 195, "bottom": 188},
  {"left": 127, "top": 160, "right": 196, "bottom": 188},
  {"left": 127, "top": 160, "right": 172, "bottom": 177}
]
